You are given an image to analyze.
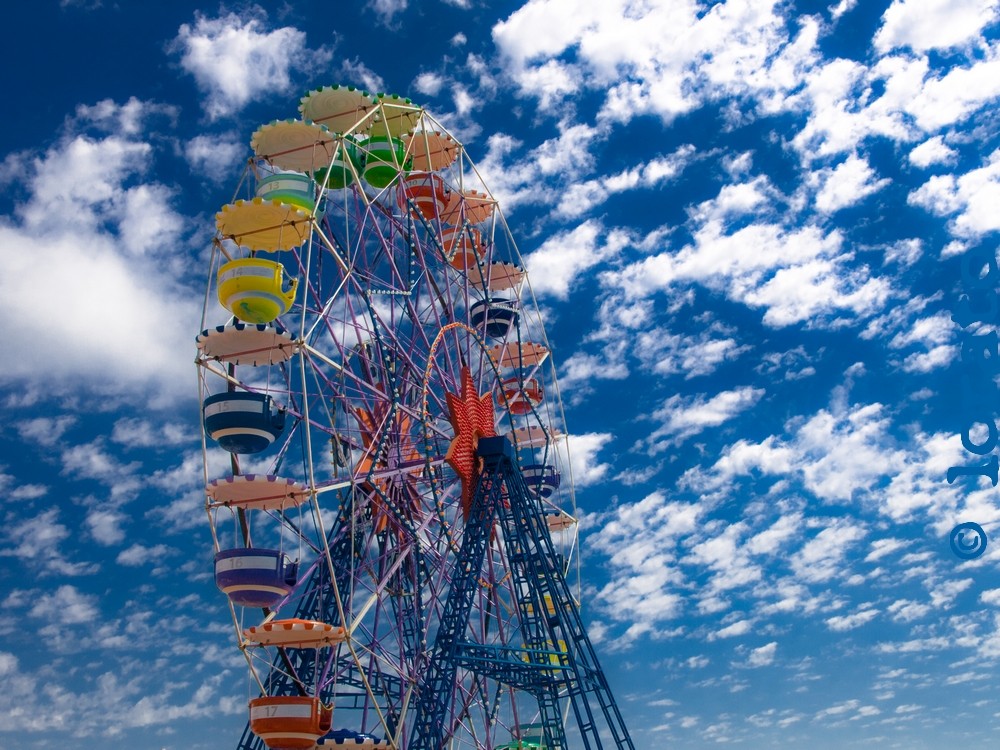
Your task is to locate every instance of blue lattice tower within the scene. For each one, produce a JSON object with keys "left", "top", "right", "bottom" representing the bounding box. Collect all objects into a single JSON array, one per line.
[{"left": 410, "top": 436, "right": 634, "bottom": 750}]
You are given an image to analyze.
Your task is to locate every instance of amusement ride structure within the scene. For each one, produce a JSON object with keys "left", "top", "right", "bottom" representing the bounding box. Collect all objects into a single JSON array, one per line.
[{"left": 195, "top": 85, "right": 633, "bottom": 750}]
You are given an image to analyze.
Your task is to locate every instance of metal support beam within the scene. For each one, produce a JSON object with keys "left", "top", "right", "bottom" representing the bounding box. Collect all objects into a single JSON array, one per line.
[{"left": 409, "top": 436, "right": 634, "bottom": 750}]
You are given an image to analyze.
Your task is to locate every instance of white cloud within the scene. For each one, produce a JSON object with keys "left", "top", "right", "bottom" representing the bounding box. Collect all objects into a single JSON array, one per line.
[
  {"left": 12, "top": 133, "right": 151, "bottom": 228},
  {"left": 558, "top": 347, "right": 630, "bottom": 392},
  {"left": 903, "top": 345, "right": 954, "bottom": 372},
  {"left": 790, "top": 54, "right": 925, "bottom": 160},
  {"left": 587, "top": 492, "right": 704, "bottom": 639},
  {"left": 648, "top": 386, "right": 765, "bottom": 451},
  {"left": 0, "top": 508, "right": 99, "bottom": 576},
  {"left": 27, "top": 584, "right": 100, "bottom": 624},
  {"left": 513, "top": 59, "right": 583, "bottom": 111},
  {"left": 117, "top": 543, "right": 176, "bottom": 566},
  {"left": 746, "top": 513, "right": 804, "bottom": 556},
  {"left": 866, "top": 537, "right": 908, "bottom": 562},
  {"left": 493, "top": 0, "right": 794, "bottom": 125},
  {"left": 453, "top": 86, "right": 475, "bottom": 116},
  {"left": 118, "top": 183, "right": 185, "bottom": 255},
  {"left": 61, "top": 440, "right": 140, "bottom": 484},
  {"left": 883, "top": 238, "right": 924, "bottom": 267},
  {"left": 492, "top": 0, "right": 605, "bottom": 68},
  {"left": 756, "top": 346, "right": 817, "bottom": 381},
  {"left": 874, "top": 0, "right": 999, "bottom": 53},
  {"left": 612, "top": 461, "right": 661, "bottom": 487},
  {"left": 906, "top": 56, "right": 1000, "bottom": 131},
  {"left": 791, "top": 521, "right": 867, "bottom": 583},
  {"left": 492, "top": 0, "right": 1000, "bottom": 168},
  {"left": 112, "top": 417, "right": 193, "bottom": 448},
  {"left": 556, "top": 146, "right": 695, "bottom": 218},
  {"left": 909, "top": 135, "right": 958, "bottom": 168},
  {"left": 369, "top": 0, "right": 407, "bottom": 24},
  {"left": 710, "top": 619, "right": 752, "bottom": 640},
  {"left": 525, "top": 220, "right": 630, "bottom": 299},
  {"left": 908, "top": 174, "right": 963, "bottom": 215},
  {"left": 887, "top": 598, "right": 932, "bottom": 621},
  {"left": 580, "top": 377, "right": 964, "bottom": 650},
  {"left": 0, "top": 652, "right": 17, "bottom": 677},
  {"left": 562, "top": 432, "right": 613, "bottom": 486},
  {"left": 813, "top": 154, "right": 891, "bottom": 213},
  {"left": 690, "top": 175, "right": 773, "bottom": 224},
  {"left": 75, "top": 97, "right": 177, "bottom": 136},
  {"left": 340, "top": 57, "right": 386, "bottom": 94},
  {"left": 788, "top": 45, "right": 1000, "bottom": 159},
  {"left": 884, "top": 312, "right": 955, "bottom": 372},
  {"left": 413, "top": 72, "right": 446, "bottom": 96},
  {"left": 795, "top": 403, "right": 908, "bottom": 503},
  {"left": 747, "top": 641, "right": 777, "bottom": 666},
  {"left": 471, "top": 120, "right": 608, "bottom": 215},
  {"left": 0, "top": 123, "right": 199, "bottom": 401},
  {"left": 826, "top": 607, "right": 879, "bottom": 631},
  {"left": 590, "top": 294, "right": 658, "bottom": 342},
  {"left": 467, "top": 133, "right": 535, "bottom": 210},
  {"left": 85, "top": 508, "right": 128, "bottom": 546},
  {"left": 171, "top": 10, "right": 322, "bottom": 120},
  {"left": 861, "top": 291, "right": 941, "bottom": 344},
  {"left": 683, "top": 397, "right": 929, "bottom": 514},
  {"left": 756, "top": 578, "right": 833, "bottom": 616},
  {"left": 584, "top": 490, "right": 828, "bottom": 649},
  {"left": 690, "top": 522, "right": 763, "bottom": 600},
  {"left": 0, "top": 633, "right": 244, "bottom": 736},
  {"left": 605, "top": 217, "right": 888, "bottom": 328},
  {"left": 908, "top": 148, "right": 1000, "bottom": 237},
  {"left": 682, "top": 436, "right": 794, "bottom": 496},
  {"left": 815, "top": 699, "right": 860, "bottom": 720},
  {"left": 533, "top": 123, "right": 601, "bottom": 178},
  {"left": 185, "top": 133, "right": 244, "bottom": 183},
  {"left": 11, "top": 484, "right": 47, "bottom": 500},
  {"left": 17, "top": 416, "right": 76, "bottom": 447},
  {"left": 928, "top": 577, "right": 973, "bottom": 608},
  {"left": 830, "top": 0, "right": 858, "bottom": 20},
  {"left": 636, "top": 328, "right": 752, "bottom": 380}
]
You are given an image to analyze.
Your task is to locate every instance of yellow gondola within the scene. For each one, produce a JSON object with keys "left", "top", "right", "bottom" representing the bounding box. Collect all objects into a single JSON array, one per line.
[{"left": 217, "top": 258, "right": 298, "bottom": 324}]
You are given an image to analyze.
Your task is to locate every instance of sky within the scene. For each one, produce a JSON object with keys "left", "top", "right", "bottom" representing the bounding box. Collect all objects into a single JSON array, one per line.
[{"left": 1, "top": 0, "right": 999, "bottom": 748}]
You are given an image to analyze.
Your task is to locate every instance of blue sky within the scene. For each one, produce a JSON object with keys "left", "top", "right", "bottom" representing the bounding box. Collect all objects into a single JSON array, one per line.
[{"left": 1, "top": 0, "right": 999, "bottom": 748}]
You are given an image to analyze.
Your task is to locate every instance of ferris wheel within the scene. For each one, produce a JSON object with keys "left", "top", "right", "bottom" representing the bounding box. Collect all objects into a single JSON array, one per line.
[{"left": 195, "top": 85, "right": 630, "bottom": 750}]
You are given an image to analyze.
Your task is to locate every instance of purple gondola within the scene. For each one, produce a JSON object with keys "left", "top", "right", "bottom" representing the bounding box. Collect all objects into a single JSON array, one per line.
[
  {"left": 522, "top": 464, "right": 561, "bottom": 498},
  {"left": 215, "top": 548, "right": 298, "bottom": 608},
  {"left": 470, "top": 298, "right": 519, "bottom": 338}
]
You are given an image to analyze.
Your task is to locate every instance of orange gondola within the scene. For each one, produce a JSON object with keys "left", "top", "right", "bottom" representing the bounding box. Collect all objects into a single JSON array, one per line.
[
  {"left": 249, "top": 696, "right": 332, "bottom": 749},
  {"left": 399, "top": 172, "right": 450, "bottom": 221},
  {"left": 498, "top": 376, "right": 544, "bottom": 415}
]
